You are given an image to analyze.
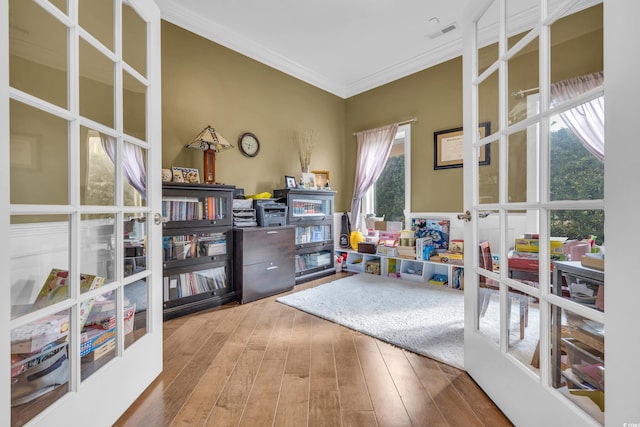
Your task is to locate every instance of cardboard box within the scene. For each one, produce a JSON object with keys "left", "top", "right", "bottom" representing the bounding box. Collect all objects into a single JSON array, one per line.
[
  {"left": 515, "top": 237, "right": 567, "bottom": 254},
  {"left": 80, "top": 327, "right": 116, "bottom": 357},
  {"left": 430, "top": 252, "right": 464, "bottom": 265},
  {"left": 378, "top": 231, "right": 400, "bottom": 241},
  {"left": 515, "top": 238, "right": 540, "bottom": 253},
  {"left": 450, "top": 240, "right": 464, "bottom": 253},
  {"left": 374, "top": 221, "right": 402, "bottom": 231},
  {"left": 82, "top": 338, "right": 116, "bottom": 362},
  {"left": 508, "top": 256, "right": 539, "bottom": 271},
  {"left": 357, "top": 242, "right": 376, "bottom": 254},
  {"left": 377, "top": 246, "right": 398, "bottom": 257},
  {"left": 550, "top": 237, "right": 568, "bottom": 254}
]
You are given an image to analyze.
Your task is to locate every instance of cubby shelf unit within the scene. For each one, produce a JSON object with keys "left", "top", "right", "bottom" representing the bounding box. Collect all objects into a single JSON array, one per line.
[{"left": 336, "top": 249, "right": 464, "bottom": 290}]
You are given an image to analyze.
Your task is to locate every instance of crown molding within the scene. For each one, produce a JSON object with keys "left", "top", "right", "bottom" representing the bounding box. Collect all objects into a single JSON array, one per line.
[
  {"left": 342, "top": 38, "right": 464, "bottom": 98},
  {"left": 156, "top": 1, "right": 576, "bottom": 99},
  {"left": 156, "top": 1, "right": 465, "bottom": 99},
  {"left": 157, "top": 1, "right": 348, "bottom": 97}
]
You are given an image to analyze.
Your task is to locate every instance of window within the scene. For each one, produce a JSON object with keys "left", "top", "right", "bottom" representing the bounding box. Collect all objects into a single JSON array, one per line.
[
  {"left": 549, "top": 116, "right": 605, "bottom": 244},
  {"left": 84, "top": 130, "right": 143, "bottom": 207},
  {"left": 362, "top": 124, "right": 410, "bottom": 224}
]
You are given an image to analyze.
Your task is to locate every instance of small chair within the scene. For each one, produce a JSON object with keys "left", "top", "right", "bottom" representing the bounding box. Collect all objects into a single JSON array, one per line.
[{"left": 478, "top": 242, "right": 529, "bottom": 339}]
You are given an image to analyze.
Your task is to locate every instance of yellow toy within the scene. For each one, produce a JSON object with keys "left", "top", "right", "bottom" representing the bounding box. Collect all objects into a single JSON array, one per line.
[{"left": 349, "top": 231, "right": 364, "bottom": 250}]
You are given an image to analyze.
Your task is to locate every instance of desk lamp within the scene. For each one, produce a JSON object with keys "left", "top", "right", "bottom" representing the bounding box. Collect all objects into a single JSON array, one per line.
[{"left": 185, "top": 125, "right": 233, "bottom": 184}]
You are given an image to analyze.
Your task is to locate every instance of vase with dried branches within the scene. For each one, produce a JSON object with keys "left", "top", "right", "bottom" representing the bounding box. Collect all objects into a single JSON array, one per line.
[{"left": 293, "top": 129, "right": 317, "bottom": 174}]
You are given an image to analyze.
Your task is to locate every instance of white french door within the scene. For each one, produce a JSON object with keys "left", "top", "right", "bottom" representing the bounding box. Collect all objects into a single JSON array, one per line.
[
  {"left": 462, "top": 0, "right": 610, "bottom": 425},
  {"left": 2, "top": 0, "right": 162, "bottom": 425}
]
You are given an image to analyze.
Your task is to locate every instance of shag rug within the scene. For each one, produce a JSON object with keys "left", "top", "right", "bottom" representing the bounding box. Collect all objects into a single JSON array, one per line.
[
  {"left": 277, "top": 274, "right": 466, "bottom": 369},
  {"left": 277, "top": 273, "right": 540, "bottom": 371}
]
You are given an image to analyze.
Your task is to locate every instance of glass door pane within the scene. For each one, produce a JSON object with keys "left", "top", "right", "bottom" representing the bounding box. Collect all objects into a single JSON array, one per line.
[
  {"left": 465, "top": 0, "right": 605, "bottom": 425},
  {"left": 9, "top": 0, "right": 68, "bottom": 109},
  {"left": 7, "top": 0, "right": 161, "bottom": 423},
  {"left": 79, "top": 38, "right": 115, "bottom": 128},
  {"left": 123, "top": 3, "right": 147, "bottom": 77},
  {"left": 10, "top": 101, "right": 69, "bottom": 205}
]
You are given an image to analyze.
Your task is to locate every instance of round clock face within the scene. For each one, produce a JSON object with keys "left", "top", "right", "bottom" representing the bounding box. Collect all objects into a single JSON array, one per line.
[{"left": 239, "top": 132, "right": 260, "bottom": 157}]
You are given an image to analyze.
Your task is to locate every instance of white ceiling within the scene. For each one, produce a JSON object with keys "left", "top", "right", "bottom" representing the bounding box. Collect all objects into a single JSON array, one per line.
[{"left": 156, "top": 0, "right": 476, "bottom": 98}]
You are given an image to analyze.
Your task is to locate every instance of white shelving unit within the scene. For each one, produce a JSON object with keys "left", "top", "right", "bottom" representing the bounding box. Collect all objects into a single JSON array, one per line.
[{"left": 337, "top": 249, "right": 463, "bottom": 289}]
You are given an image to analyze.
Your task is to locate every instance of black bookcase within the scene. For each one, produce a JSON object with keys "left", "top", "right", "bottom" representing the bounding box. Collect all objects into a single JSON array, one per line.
[
  {"left": 273, "top": 188, "right": 336, "bottom": 284},
  {"left": 161, "top": 182, "right": 236, "bottom": 319}
]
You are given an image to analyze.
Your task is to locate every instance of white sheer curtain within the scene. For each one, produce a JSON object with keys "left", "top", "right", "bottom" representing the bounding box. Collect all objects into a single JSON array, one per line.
[
  {"left": 551, "top": 71, "right": 604, "bottom": 161},
  {"left": 100, "top": 133, "right": 147, "bottom": 199},
  {"left": 350, "top": 123, "right": 399, "bottom": 231}
]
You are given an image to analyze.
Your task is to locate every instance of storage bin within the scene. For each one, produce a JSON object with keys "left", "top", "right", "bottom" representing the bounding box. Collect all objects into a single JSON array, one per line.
[
  {"left": 365, "top": 259, "right": 381, "bottom": 275},
  {"left": 400, "top": 260, "right": 427, "bottom": 282}
]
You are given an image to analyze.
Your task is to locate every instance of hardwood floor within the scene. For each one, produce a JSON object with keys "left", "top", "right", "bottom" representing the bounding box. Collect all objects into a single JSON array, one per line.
[{"left": 115, "top": 273, "right": 513, "bottom": 427}]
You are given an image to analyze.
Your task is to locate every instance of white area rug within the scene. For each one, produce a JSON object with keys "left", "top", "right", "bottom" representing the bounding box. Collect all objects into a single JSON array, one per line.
[
  {"left": 277, "top": 274, "right": 466, "bottom": 368},
  {"left": 277, "top": 273, "right": 540, "bottom": 371}
]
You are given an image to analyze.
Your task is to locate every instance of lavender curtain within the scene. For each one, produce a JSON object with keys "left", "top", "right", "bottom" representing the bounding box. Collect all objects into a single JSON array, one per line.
[
  {"left": 551, "top": 71, "right": 604, "bottom": 161},
  {"left": 350, "top": 123, "right": 399, "bottom": 230},
  {"left": 100, "top": 133, "right": 147, "bottom": 199}
]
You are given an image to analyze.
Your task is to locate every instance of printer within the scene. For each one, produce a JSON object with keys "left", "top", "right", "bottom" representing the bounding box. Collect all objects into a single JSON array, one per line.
[{"left": 254, "top": 199, "right": 288, "bottom": 227}]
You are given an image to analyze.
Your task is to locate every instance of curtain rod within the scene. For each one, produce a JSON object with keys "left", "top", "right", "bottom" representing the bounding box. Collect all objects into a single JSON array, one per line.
[
  {"left": 512, "top": 87, "right": 539, "bottom": 97},
  {"left": 352, "top": 117, "right": 417, "bottom": 136}
]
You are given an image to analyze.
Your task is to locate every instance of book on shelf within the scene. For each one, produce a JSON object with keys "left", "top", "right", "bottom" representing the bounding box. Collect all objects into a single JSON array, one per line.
[{"left": 168, "top": 267, "right": 228, "bottom": 298}]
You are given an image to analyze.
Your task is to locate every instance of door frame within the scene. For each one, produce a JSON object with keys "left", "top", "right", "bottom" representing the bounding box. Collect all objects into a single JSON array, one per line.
[
  {"left": 462, "top": 0, "right": 605, "bottom": 425},
  {"left": 2, "top": 0, "right": 163, "bottom": 425}
]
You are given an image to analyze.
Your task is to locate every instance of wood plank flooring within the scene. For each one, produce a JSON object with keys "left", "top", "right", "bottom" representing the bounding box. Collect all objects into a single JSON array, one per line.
[{"left": 115, "top": 273, "right": 512, "bottom": 427}]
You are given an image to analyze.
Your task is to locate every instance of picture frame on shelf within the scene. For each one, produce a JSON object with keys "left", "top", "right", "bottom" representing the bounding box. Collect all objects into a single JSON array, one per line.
[
  {"left": 312, "top": 170, "right": 330, "bottom": 189},
  {"left": 433, "top": 122, "right": 491, "bottom": 170},
  {"left": 301, "top": 172, "right": 317, "bottom": 189},
  {"left": 285, "top": 175, "right": 297, "bottom": 189},
  {"left": 171, "top": 166, "right": 200, "bottom": 183}
]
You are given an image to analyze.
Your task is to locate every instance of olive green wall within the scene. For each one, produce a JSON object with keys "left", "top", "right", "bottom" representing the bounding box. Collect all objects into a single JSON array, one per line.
[
  {"left": 161, "top": 22, "right": 347, "bottom": 209},
  {"left": 344, "top": 58, "right": 464, "bottom": 212},
  {"left": 9, "top": 9, "right": 602, "bottom": 217},
  {"left": 343, "top": 4, "right": 602, "bottom": 213}
]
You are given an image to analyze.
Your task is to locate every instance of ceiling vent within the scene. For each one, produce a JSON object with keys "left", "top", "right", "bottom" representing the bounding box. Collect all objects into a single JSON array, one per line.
[{"left": 428, "top": 22, "right": 458, "bottom": 39}]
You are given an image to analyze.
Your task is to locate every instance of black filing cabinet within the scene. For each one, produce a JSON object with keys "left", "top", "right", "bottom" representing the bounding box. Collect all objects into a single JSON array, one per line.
[{"left": 233, "top": 225, "right": 295, "bottom": 303}]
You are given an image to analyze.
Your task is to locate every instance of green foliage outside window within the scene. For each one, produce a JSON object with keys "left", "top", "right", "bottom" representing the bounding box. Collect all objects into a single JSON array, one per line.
[
  {"left": 549, "top": 127, "right": 604, "bottom": 245},
  {"left": 374, "top": 154, "right": 405, "bottom": 222}
]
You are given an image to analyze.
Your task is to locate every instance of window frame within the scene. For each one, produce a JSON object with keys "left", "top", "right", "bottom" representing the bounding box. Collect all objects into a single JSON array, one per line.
[{"left": 361, "top": 123, "right": 411, "bottom": 227}]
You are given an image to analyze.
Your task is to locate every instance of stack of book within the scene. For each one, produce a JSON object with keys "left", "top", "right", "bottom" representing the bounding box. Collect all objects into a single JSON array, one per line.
[
  {"left": 508, "top": 233, "right": 567, "bottom": 270},
  {"left": 397, "top": 230, "right": 416, "bottom": 259},
  {"left": 429, "top": 251, "right": 464, "bottom": 265}
]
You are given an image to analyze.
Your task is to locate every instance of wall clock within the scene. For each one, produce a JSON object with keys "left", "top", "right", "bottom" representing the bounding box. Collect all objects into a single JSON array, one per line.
[{"left": 238, "top": 132, "right": 260, "bottom": 157}]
